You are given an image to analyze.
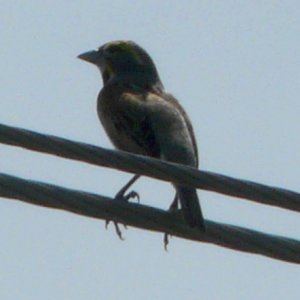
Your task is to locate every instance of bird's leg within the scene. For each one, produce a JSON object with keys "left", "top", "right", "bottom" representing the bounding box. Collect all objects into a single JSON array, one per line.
[
  {"left": 106, "top": 174, "right": 141, "bottom": 239},
  {"left": 168, "top": 193, "right": 179, "bottom": 212},
  {"left": 114, "top": 174, "right": 141, "bottom": 202},
  {"left": 164, "top": 193, "right": 179, "bottom": 250}
]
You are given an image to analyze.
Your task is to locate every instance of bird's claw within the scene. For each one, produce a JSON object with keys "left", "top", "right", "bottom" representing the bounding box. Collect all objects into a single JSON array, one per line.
[
  {"left": 105, "top": 219, "right": 126, "bottom": 240},
  {"left": 105, "top": 176, "right": 140, "bottom": 240},
  {"left": 163, "top": 194, "right": 179, "bottom": 250},
  {"left": 164, "top": 232, "right": 172, "bottom": 251},
  {"left": 115, "top": 190, "right": 140, "bottom": 203}
]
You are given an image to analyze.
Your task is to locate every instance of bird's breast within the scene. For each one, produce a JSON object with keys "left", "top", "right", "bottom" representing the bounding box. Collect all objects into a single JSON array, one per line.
[{"left": 97, "top": 91, "right": 150, "bottom": 155}]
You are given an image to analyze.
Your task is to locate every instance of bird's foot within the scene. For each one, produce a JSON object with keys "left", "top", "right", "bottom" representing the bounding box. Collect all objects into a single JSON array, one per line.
[
  {"left": 105, "top": 175, "right": 141, "bottom": 240},
  {"left": 105, "top": 191, "right": 140, "bottom": 240},
  {"left": 163, "top": 194, "right": 179, "bottom": 250},
  {"left": 105, "top": 219, "right": 126, "bottom": 240},
  {"left": 164, "top": 233, "right": 172, "bottom": 251},
  {"left": 115, "top": 189, "right": 140, "bottom": 202}
]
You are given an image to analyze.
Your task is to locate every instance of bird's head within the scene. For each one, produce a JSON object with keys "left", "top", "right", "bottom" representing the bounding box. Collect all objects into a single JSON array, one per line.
[{"left": 78, "top": 40, "right": 163, "bottom": 89}]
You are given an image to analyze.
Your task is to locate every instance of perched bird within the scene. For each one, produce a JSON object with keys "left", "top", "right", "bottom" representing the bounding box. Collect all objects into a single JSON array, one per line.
[{"left": 78, "top": 40, "right": 205, "bottom": 230}]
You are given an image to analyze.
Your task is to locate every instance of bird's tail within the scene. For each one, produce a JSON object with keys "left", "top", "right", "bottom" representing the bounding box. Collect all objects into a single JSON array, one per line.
[{"left": 176, "top": 185, "right": 205, "bottom": 230}]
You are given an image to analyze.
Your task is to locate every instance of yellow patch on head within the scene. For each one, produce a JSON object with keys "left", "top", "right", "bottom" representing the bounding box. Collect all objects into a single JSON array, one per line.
[
  {"left": 104, "top": 62, "right": 115, "bottom": 77},
  {"left": 105, "top": 40, "right": 143, "bottom": 64}
]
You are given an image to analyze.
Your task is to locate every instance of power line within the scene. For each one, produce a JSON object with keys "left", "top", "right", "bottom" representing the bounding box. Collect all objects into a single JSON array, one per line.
[
  {"left": 0, "top": 123, "right": 300, "bottom": 263},
  {"left": 1, "top": 173, "right": 299, "bottom": 264},
  {"left": 1, "top": 123, "right": 300, "bottom": 212}
]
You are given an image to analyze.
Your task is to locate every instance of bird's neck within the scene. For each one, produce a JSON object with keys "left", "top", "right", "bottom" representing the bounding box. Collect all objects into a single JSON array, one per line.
[{"left": 103, "top": 71, "right": 164, "bottom": 94}]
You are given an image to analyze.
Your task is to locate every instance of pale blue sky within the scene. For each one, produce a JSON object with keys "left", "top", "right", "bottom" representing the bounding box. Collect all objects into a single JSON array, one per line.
[{"left": 1, "top": 1, "right": 300, "bottom": 299}]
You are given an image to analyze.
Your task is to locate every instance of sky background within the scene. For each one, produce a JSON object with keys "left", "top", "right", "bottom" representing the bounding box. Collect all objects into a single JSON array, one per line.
[{"left": 1, "top": 1, "right": 300, "bottom": 299}]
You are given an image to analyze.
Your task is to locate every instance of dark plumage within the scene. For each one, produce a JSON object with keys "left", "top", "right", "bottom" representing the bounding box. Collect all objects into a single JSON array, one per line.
[{"left": 78, "top": 40, "right": 205, "bottom": 230}]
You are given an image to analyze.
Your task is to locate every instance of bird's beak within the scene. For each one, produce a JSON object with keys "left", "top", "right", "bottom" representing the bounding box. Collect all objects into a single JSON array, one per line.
[{"left": 77, "top": 50, "right": 101, "bottom": 64}]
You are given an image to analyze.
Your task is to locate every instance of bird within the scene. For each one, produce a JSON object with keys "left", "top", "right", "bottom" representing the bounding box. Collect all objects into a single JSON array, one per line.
[{"left": 78, "top": 40, "right": 205, "bottom": 231}]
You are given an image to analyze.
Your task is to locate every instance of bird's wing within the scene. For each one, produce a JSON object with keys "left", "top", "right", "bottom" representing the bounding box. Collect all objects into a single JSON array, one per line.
[
  {"left": 119, "top": 91, "right": 204, "bottom": 230},
  {"left": 164, "top": 93, "right": 199, "bottom": 167},
  {"left": 118, "top": 91, "right": 198, "bottom": 167},
  {"left": 109, "top": 92, "right": 160, "bottom": 157}
]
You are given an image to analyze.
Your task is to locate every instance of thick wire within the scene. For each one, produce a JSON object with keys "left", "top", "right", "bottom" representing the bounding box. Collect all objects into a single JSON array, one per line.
[
  {"left": 1, "top": 123, "right": 300, "bottom": 212},
  {"left": 0, "top": 173, "right": 299, "bottom": 264}
]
